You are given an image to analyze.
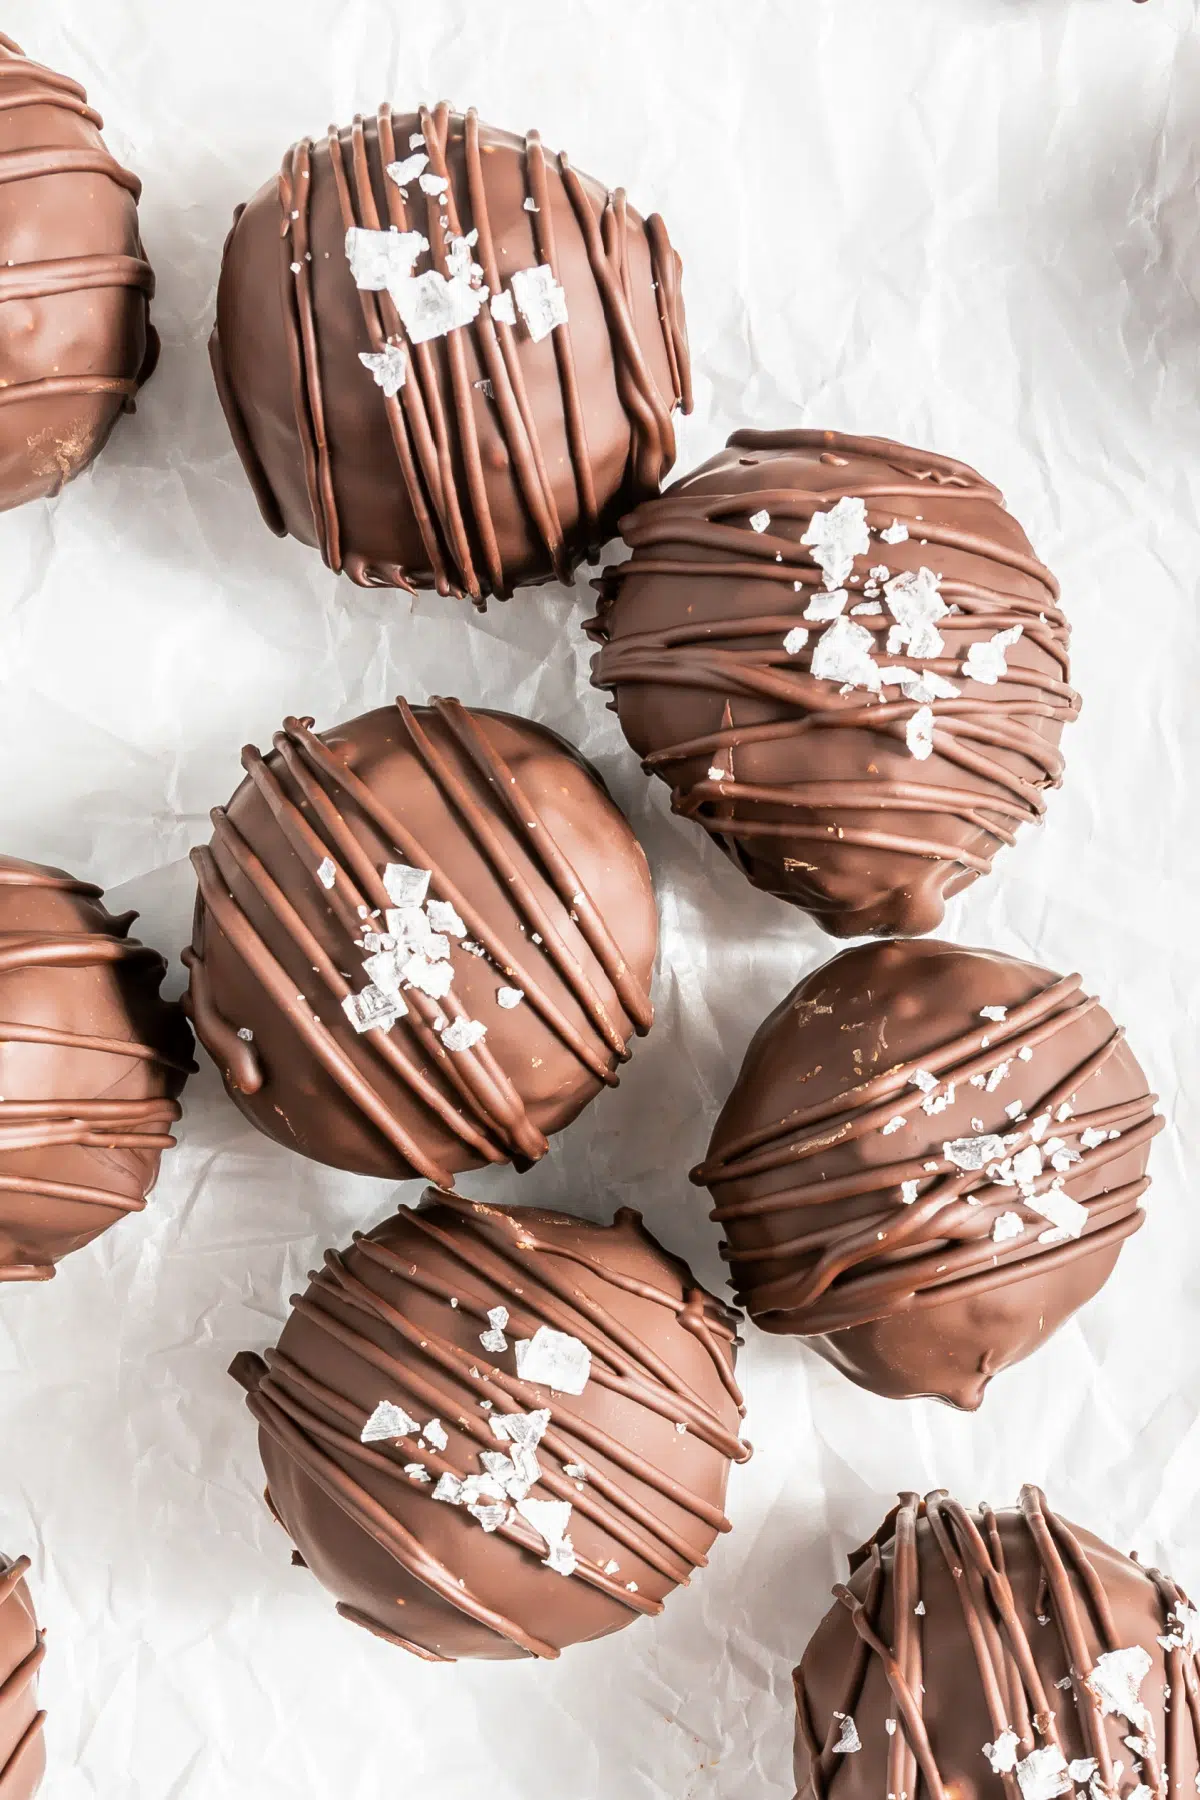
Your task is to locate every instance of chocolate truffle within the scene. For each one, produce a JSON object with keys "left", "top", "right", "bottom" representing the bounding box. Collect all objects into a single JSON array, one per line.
[
  {"left": 0, "top": 1553, "right": 45, "bottom": 1798},
  {"left": 0, "top": 855, "right": 193, "bottom": 1282},
  {"left": 695, "top": 938, "right": 1161, "bottom": 1408},
  {"left": 795, "top": 1486, "right": 1200, "bottom": 1800},
  {"left": 0, "top": 33, "right": 157, "bottom": 513},
  {"left": 184, "top": 698, "right": 657, "bottom": 1185},
  {"left": 231, "top": 1189, "right": 749, "bottom": 1660},
  {"left": 589, "top": 428, "right": 1077, "bottom": 938},
  {"left": 210, "top": 100, "right": 691, "bottom": 601}
]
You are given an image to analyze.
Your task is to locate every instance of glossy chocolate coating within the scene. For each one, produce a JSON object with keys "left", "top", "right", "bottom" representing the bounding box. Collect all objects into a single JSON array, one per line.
[
  {"left": 695, "top": 939, "right": 1160, "bottom": 1409},
  {"left": 0, "top": 1554, "right": 45, "bottom": 1798},
  {"left": 211, "top": 101, "right": 690, "bottom": 601},
  {"left": 0, "top": 33, "right": 157, "bottom": 513},
  {"left": 589, "top": 429, "right": 1077, "bottom": 938},
  {"left": 796, "top": 1488, "right": 1199, "bottom": 1800},
  {"left": 184, "top": 699, "right": 657, "bottom": 1184},
  {"left": 0, "top": 855, "right": 193, "bottom": 1282},
  {"left": 232, "top": 1190, "right": 749, "bottom": 1660}
]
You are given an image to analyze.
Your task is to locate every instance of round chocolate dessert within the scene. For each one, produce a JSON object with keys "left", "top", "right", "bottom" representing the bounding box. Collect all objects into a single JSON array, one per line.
[
  {"left": 795, "top": 1486, "right": 1200, "bottom": 1800},
  {"left": 0, "top": 1553, "right": 45, "bottom": 1798},
  {"left": 184, "top": 698, "right": 657, "bottom": 1185},
  {"left": 210, "top": 100, "right": 691, "bottom": 601},
  {"left": 232, "top": 1189, "right": 750, "bottom": 1661},
  {"left": 695, "top": 938, "right": 1161, "bottom": 1408},
  {"left": 589, "top": 428, "right": 1077, "bottom": 938},
  {"left": 0, "top": 855, "right": 193, "bottom": 1282},
  {"left": 0, "top": 33, "right": 157, "bottom": 513}
]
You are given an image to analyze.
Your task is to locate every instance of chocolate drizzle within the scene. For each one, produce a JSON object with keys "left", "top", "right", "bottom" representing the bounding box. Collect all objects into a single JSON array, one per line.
[
  {"left": 0, "top": 1553, "right": 45, "bottom": 1800},
  {"left": 588, "top": 429, "right": 1078, "bottom": 937},
  {"left": 695, "top": 938, "right": 1161, "bottom": 1407},
  {"left": 184, "top": 699, "right": 656, "bottom": 1184},
  {"left": 232, "top": 1191, "right": 749, "bottom": 1661},
  {"left": 210, "top": 102, "right": 690, "bottom": 601},
  {"left": 0, "top": 856, "right": 192, "bottom": 1282},
  {"left": 0, "top": 34, "right": 157, "bottom": 511},
  {"left": 795, "top": 1488, "right": 1200, "bottom": 1800}
]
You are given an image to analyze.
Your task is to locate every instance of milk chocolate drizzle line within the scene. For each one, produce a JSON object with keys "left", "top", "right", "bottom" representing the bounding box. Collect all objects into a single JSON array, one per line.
[
  {"left": 0, "top": 1554, "right": 46, "bottom": 1795},
  {"left": 233, "top": 1194, "right": 749, "bottom": 1661},
  {"left": 184, "top": 698, "right": 653, "bottom": 1189},
  {"left": 0, "top": 37, "right": 157, "bottom": 422},
  {"left": 589, "top": 429, "right": 1078, "bottom": 884},
  {"left": 796, "top": 1489, "right": 1200, "bottom": 1800},
  {"left": 215, "top": 99, "right": 689, "bottom": 601},
  {"left": 0, "top": 862, "right": 188, "bottom": 1284},
  {"left": 696, "top": 971, "right": 1161, "bottom": 1330}
]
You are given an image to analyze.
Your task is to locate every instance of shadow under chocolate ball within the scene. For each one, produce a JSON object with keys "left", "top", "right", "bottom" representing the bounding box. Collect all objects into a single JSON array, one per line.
[{"left": 695, "top": 937, "right": 1161, "bottom": 1409}]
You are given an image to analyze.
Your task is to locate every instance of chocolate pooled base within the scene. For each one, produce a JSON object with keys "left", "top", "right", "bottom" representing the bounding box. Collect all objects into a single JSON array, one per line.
[
  {"left": 184, "top": 698, "right": 657, "bottom": 1184},
  {"left": 232, "top": 1191, "right": 750, "bottom": 1661},
  {"left": 0, "top": 855, "right": 193, "bottom": 1282},
  {"left": 0, "top": 34, "right": 157, "bottom": 513},
  {"left": 589, "top": 428, "right": 1077, "bottom": 938},
  {"left": 211, "top": 100, "right": 691, "bottom": 602},
  {"left": 796, "top": 1487, "right": 1200, "bottom": 1800},
  {"left": 0, "top": 1553, "right": 45, "bottom": 1798},
  {"left": 695, "top": 938, "right": 1161, "bottom": 1409}
]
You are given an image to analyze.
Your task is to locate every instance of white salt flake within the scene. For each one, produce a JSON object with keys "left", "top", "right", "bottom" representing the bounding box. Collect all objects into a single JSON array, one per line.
[
  {"left": 993, "top": 1212, "right": 1025, "bottom": 1244},
  {"left": 316, "top": 857, "right": 337, "bottom": 889},
  {"left": 515, "top": 1325, "right": 592, "bottom": 1394},
  {"left": 783, "top": 627, "right": 810, "bottom": 655},
  {"left": 1019, "top": 1045, "right": 1034, "bottom": 1062},
  {"left": 1056, "top": 1102, "right": 1074, "bottom": 1122},
  {"left": 468, "top": 1503, "right": 508, "bottom": 1533},
  {"left": 510, "top": 264, "right": 569, "bottom": 342},
  {"left": 343, "top": 985, "right": 403, "bottom": 1034},
  {"left": 384, "top": 863, "right": 432, "bottom": 908},
  {"left": 963, "top": 624, "right": 1023, "bottom": 686},
  {"left": 911, "top": 1069, "right": 940, "bottom": 1093},
  {"left": 906, "top": 705, "right": 935, "bottom": 760},
  {"left": 237, "top": 1027, "right": 254, "bottom": 1042},
  {"left": 801, "top": 496, "right": 871, "bottom": 588},
  {"left": 516, "top": 1497, "right": 576, "bottom": 1576},
  {"left": 497, "top": 986, "right": 525, "bottom": 1010},
  {"left": 427, "top": 900, "right": 468, "bottom": 938},
  {"left": 1080, "top": 1127, "right": 1108, "bottom": 1151},
  {"left": 432, "top": 1473, "right": 463, "bottom": 1504},
  {"left": 884, "top": 567, "right": 948, "bottom": 660},
  {"left": 361, "top": 1400, "right": 422, "bottom": 1443},
  {"left": 523, "top": 195, "right": 539, "bottom": 211},
  {"left": 403, "top": 1462, "right": 431, "bottom": 1482},
  {"left": 921, "top": 1083, "right": 956, "bottom": 1116},
  {"left": 889, "top": 667, "right": 960, "bottom": 703},
  {"left": 880, "top": 520, "right": 909, "bottom": 545},
  {"left": 748, "top": 509, "right": 771, "bottom": 533},
  {"left": 901, "top": 1180, "right": 921, "bottom": 1205},
  {"left": 402, "top": 953, "right": 454, "bottom": 1000},
  {"left": 1088, "top": 1646, "right": 1153, "bottom": 1725},
  {"left": 804, "top": 589, "right": 848, "bottom": 622},
  {"left": 345, "top": 225, "right": 427, "bottom": 290},
  {"left": 489, "top": 1408, "right": 551, "bottom": 1451},
  {"left": 985, "top": 1061, "right": 1012, "bottom": 1093},
  {"left": 881, "top": 1115, "right": 907, "bottom": 1136},
  {"left": 418, "top": 170, "right": 449, "bottom": 195},
  {"left": 1069, "top": 1762, "right": 1098, "bottom": 1785},
  {"left": 480, "top": 1306, "right": 509, "bottom": 1354},
  {"left": 359, "top": 342, "right": 408, "bottom": 397},
  {"left": 442, "top": 1016, "right": 487, "bottom": 1052},
  {"left": 1005, "top": 1101, "right": 1026, "bottom": 1121},
  {"left": 361, "top": 949, "right": 407, "bottom": 1001},
  {"left": 832, "top": 1715, "right": 862, "bottom": 1755},
  {"left": 393, "top": 268, "right": 486, "bottom": 344},
  {"left": 980, "top": 1005, "right": 1008, "bottom": 1022},
  {"left": 1015, "top": 1745, "right": 1071, "bottom": 1800},
  {"left": 385, "top": 151, "right": 428, "bottom": 188},
  {"left": 1028, "top": 1113, "right": 1052, "bottom": 1142},
  {"left": 490, "top": 289, "right": 517, "bottom": 326},
  {"left": 1159, "top": 1604, "right": 1200, "bottom": 1651},
  {"left": 944, "top": 1134, "right": 1007, "bottom": 1170},
  {"left": 563, "top": 1462, "right": 587, "bottom": 1480},
  {"left": 811, "top": 616, "right": 882, "bottom": 692},
  {"left": 604, "top": 1560, "right": 620, "bottom": 1576}
]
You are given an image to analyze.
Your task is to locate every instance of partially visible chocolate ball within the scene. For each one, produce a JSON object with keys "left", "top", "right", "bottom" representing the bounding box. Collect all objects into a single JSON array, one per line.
[
  {"left": 589, "top": 428, "right": 1077, "bottom": 938},
  {"left": 184, "top": 698, "right": 657, "bottom": 1185},
  {"left": 211, "top": 100, "right": 691, "bottom": 600},
  {"left": 0, "top": 34, "right": 157, "bottom": 513},
  {"left": 695, "top": 938, "right": 1161, "bottom": 1408},
  {"left": 0, "top": 1552, "right": 45, "bottom": 1797},
  {"left": 0, "top": 855, "right": 193, "bottom": 1282},
  {"left": 795, "top": 1487, "right": 1200, "bottom": 1800},
  {"left": 232, "top": 1190, "right": 750, "bottom": 1661}
]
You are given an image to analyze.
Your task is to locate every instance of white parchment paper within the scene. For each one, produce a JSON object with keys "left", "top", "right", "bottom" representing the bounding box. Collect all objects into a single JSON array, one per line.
[{"left": 3, "top": 1, "right": 1200, "bottom": 1793}]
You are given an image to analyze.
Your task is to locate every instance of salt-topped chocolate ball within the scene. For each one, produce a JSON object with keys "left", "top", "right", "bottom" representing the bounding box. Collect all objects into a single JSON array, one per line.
[
  {"left": 795, "top": 1487, "right": 1200, "bottom": 1800},
  {"left": 0, "top": 855, "right": 193, "bottom": 1282},
  {"left": 232, "top": 1190, "right": 750, "bottom": 1661},
  {"left": 589, "top": 428, "right": 1077, "bottom": 938},
  {"left": 0, "top": 1553, "right": 45, "bottom": 1797},
  {"left": 695, "top": 938, "right": 1161, "bottom": 1408},
  {"left": 184, "top": 698, "right": 657, "bottom": 1184},
  {"left": 210, "top": 100, "right": 691, "bottom": 601},
  {"left": 0, "top": 33, "right": 157, "bottom": 513}
]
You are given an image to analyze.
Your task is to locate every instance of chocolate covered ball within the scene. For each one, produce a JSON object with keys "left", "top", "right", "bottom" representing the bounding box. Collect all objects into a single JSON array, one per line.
[
  {"left": 231, "top": 1189, "right": 749, "bottom": 1661},
  {"left": 589, "top": 428, "right": 1077, "bottom": 938},
  {"left": 795, "top": 1487, "right": 1200, "bottom": 1800},
  {"left": 0, "top": 1553, "right": 45, "bottom": 1797},
  {"left": 0, "top": 855, "right": 193, "bottom": 1282},
  {"left": 695, "top": 938, "right": 1161, "bottom": 1408},
  {"left": 0, "top": 33, "right": 157, "bottom": 513},
  {"left": 210, "top": 100, "right": 691, "bottom": 601},
  {"left": 184, "top": 698, "right": 657, "bottom": 1185}
]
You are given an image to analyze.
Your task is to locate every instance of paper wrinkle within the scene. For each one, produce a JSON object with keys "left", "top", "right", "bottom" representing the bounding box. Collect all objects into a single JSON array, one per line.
[{"left": 3, "top": 0, "right": 1200, "bottom": 1794}]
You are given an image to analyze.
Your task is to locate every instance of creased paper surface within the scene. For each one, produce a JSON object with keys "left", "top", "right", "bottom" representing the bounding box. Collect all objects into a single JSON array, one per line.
[{"left": 2, "top": 0, "right": 1200, "bottom": 1793}]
